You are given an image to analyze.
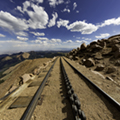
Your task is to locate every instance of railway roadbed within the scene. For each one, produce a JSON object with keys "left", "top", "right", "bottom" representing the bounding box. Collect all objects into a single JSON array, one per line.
[
  {"left": 61, "top": 57, "right": 120, "bottom": 120},
  {"left": 0, "top": 57, "right": 120, "bottom": 120},
  {"left": 31, "top": 57, "right": 74, "bottom": 120}
]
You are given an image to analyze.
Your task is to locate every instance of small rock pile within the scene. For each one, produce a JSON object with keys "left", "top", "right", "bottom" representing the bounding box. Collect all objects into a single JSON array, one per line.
[{"left": 66, "top": 34, "right": 120, "bottom": 82}]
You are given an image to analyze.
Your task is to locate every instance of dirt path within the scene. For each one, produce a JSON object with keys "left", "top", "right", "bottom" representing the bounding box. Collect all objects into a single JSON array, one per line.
[
  {"left": 31, "top": 58, "right": 74, "bottom": 120},
  {"left": 61, "top": 57, "right": 120, "bottom": 120}
]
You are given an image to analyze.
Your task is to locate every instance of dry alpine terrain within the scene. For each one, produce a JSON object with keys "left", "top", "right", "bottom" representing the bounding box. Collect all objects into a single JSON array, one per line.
[
  {"left": 66, "top": 34, "right": 120, "bottom": 87},
  {"left": 0, "top": 58, "right": 52, "bottom": 99},
  {"left": 0, "top": 34, "right": 120, "bottom": 119}
]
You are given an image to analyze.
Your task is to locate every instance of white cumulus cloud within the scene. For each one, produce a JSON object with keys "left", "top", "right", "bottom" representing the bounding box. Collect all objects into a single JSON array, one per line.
[
  {"left": 31, "top": 0, "right": 44, "bottom": 3},
  {"left": 37, "top": 37, "right": 49, "bottom": 41},
  {"left": 15, "top": 31, "right": 28, "bottom": 36},
  {"left": 30, "top": 32, "right": 45, "bottom": 36},
  {"left": 67, "top": 20, "right": 98, "bottom": 34},
  {"left": 57, "top": 19, "right": 69, "bottom": 28},
  {"left": 48, "top": 0, "right": 64, "bottom": 7},
  {"left": 99, "top": 17, "right": 120, "bottom": 27},
  {"left": 17, "top": 36, "right": 28, "bottom": 41},
  {"left": 31, "top": 39, "right": 42, "bottom": 43},
  {"left": 62, "top": 8, "right": 70, "bottom": 13},
  {"left": 64, "top": 40, "right": 73, "bottom": 43},
  {"left": 0, "top": 33, "right": 5, "bottom": 37},
  {"left": 51, "top": 38, "right": 61, "bottom": 43},
  {"left": 48, "top": 12, "right": 58, "bottom": 27},
  {"left": 17, "top": 2, "right": 49, "bottom": 29},
  {"left": 75, "top": 40, "right": 88, "bottom": 44},
  {"left": 0, "top": 11, "right": 28, "bottom": 32},
  {"left": 95, "top": 33, "right": 110, "bottom": 39},
  {"left": 73, "top": 2, "right": 77, "bottom": 10},
  {"left": 27, "top": 4, "right": 49, "bottom": 29},
  {"left": 16, "top": 6, "right": 23, "bottom": 13}
]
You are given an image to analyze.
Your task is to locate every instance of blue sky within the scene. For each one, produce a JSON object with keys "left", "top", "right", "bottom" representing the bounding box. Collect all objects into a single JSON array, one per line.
[{"left": 0, "top": 0, "right": 120, "bottom": 54}]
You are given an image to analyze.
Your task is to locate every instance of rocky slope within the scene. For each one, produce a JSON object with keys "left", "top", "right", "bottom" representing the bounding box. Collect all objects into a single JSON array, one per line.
[{"left": 66, "top": 34, "right": 120, "bottom": 85}]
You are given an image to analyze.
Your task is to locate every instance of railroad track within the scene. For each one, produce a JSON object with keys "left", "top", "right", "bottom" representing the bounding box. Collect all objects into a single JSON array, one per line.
[
  {"left": 0, "top": 57, "right": 120, "bottom": 120},
  {"left": 61, "top": 57, "right": 120, "bottom": 120}
]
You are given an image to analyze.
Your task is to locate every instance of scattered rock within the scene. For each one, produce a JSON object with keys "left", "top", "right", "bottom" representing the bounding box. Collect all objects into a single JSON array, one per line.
[
  {"left": 80, "top": 43, "right": 87, "bottom": 50},
  {"left": 33, "top": 68, "right": 39, "bottom": 75},
  {"left": 77, "top": 47, "right": 80, "bottom": 51},
  {"left": 111, "top": 74, "right": 116, "bottom": 77},
  {"left": 94, "top": 53, "right": 103, "bottom": 60},
  {"left": 95, "top": 64, "right": 105, "bottom": 71},
  {"left": 114, "top": 48, "right": 120, "bottom": 58},
  {"left": 19, "top": 74, "right": 32, "bottom": 85},
  {"left": 98, "top": 41, "right": 106, "bottom": 48},
  {"left": 106, "top": 76, "right": 114, "bottom": 81},
  {"left": 69, "top": 55, "right": 73, "bottom": 60},
  {"left": 106, "top": 67, "right": 117, "bottom": 73},
  {"left": 83, "top": 58, "right": 95, "bottom": 67},
  {"left": 90, "top": 41, "right": 98, "bottom": 46},
  {"left": 74, "top": 56, "right": 79, "bottom": 60},
  {"left": 91, "top": 70, "right": 105, "bottom": 79},
  {"left": 43, "top": 63, "right": 47, "bottom": 66},
  {"left": 95, "top": 60, "right": 100, "bottom": 64},
  {"left": 112, "top": 39, "right": 120, "bottom": 44},
  {"left": 112, "top": 44, "right": 120, "bottom": 52},
  {"left": 91, "top": 44, "right": 103, "bottom": 50},
  {"left": 115, "top": 60, "right": 120, "bottom": 66}
]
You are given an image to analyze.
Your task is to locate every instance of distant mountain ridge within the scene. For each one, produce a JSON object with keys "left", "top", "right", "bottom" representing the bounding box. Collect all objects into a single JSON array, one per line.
[{"left": 0, "top": 51, "right": 68, "bottom": 71}]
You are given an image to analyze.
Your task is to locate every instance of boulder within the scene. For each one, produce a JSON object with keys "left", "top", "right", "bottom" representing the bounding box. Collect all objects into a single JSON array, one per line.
[
  {"left": 90, "top": 41, "right": 98, "bottom": 46},
  {"left": 94, "top": 53, "right": 103, "bottom": 60},
  {"left": 91, "top": 70, "right": 105, "bottom": 79},
  {"left": 91, "top": 44, "right": 103, "bottom": 50},
  {"left": 98, "top": 42, "right": 106, "bottom": 48},
  {"left": 43, "top": 63, "right": 47, "bottom": 66},
  {"left": 69, "top": 55, "right": 73, "bottom": 60},
  {"left": 33, "top": 68, "right": 39, "bottom": 75},
  {"left": 114, "top": 48, "right": 120, "bottom": 58},
  {"left": 112, "top": 44, "right": 120, "bottom": 52},
  {"left": 83, "top": 58, "right": 95, "bottom": 67},
  {"left": 74, "top": 56, "right": 79, "bottom": 60},
  {"left": 115, "top": 60, "right": 120, "bottom": 66},
  {"left": 112, "top": 39, "right": 120, "bottom": 44},
  {"left": 19, "top": 74, "right": 32, "bottom": 85},
  {"left": 80, "top": 43, "right": 87, "bottom": 50},
  {"left": 106, "top": 67, "right": 117, "bottom": 73},
  {"left": 77, "top": 47, "right": 80, "bottom": 51},
  {"left": 95, "top": 64, "right": 104, "bottom": 71}
]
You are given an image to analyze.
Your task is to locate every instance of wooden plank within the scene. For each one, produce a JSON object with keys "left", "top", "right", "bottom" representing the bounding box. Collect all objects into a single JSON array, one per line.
[{"left": 9, "top": 96, "right": 33, "bottom": 108}]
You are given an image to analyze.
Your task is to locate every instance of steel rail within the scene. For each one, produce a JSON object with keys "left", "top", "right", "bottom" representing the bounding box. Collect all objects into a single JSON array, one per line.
[
  {"left": 63, "top": 57, "right": 120, "bottom": 111},
  {"left": 20, "top": 58, "right": 58, "bottom": 120}
]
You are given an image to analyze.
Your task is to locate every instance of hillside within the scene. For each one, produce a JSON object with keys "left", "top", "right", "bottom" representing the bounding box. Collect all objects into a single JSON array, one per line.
[
  {"left": 0, "top": 58, "right": 52, "bottom": 98},
  {"left": 66, "top": 34, "right": 120, "bottom": 85}
]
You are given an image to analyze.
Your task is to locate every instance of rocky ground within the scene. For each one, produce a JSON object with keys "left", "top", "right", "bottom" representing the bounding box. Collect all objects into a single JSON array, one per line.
[
  {"left": 0, "top": 58, "right": 52, "bottom": 99},
  {"left": 66, "top": 34, "right": 120, "bottom": 87}
]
